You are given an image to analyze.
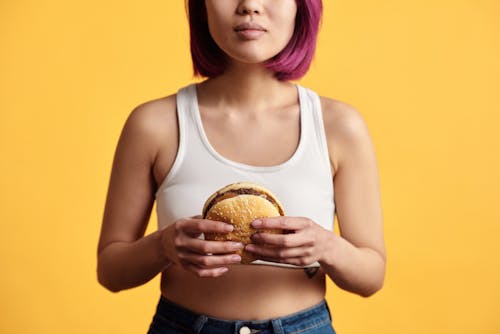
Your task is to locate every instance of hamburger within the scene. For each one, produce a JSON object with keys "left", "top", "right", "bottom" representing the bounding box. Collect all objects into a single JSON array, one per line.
[{"left": 202, "top": 182, "right": 285, "bottom": 264}]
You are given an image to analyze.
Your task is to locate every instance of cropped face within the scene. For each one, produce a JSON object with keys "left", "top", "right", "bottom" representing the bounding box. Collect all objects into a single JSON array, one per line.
[{"left": 204, "top": 0, "right": 298, "bottom": 67}]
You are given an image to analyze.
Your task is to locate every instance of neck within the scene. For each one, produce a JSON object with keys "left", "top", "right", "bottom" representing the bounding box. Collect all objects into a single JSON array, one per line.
[{"left": 198, "top": 63, "right": 295, "bottom": 112}]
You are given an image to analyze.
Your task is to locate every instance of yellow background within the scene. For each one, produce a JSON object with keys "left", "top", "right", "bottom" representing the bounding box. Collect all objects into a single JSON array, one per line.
[{"left": 1, "top": 0, "right": 499, "bottom": 333}]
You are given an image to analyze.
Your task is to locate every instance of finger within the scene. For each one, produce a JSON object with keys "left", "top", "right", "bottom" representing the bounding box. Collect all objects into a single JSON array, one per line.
[
  {"left": 182, "top": 262, "right": 229, "bottom": 278},
  {"left": 178, "top": 237, "right": 244, "bottom": 255},
  {"left": 251, "top": 217, "right": 314, "bottom": 231},
  {"left": 178, "top": 252, "right": 242, "bottom": 267},
  {"left": 178, "top": 218, "right": 234, "bottom": 235},
  {"left": 251, "top": 232, "right": 313, "bottom": 248},
  {"left": 245, "top": 244, "right": 312, "bottom": 259}
]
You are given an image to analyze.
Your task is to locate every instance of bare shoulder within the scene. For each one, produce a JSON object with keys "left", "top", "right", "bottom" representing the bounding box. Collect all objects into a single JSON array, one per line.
[
  {"left": 120, "top": 94, "right": 177, "bottom": 157},
  {"left": 131, "top": 93, "right": 179, "bottom": 181},
  {"left": 319, "top": 96, "right": 370, "bottom": 141},
  {"left": 319, "top": 96, "right": 375, "bottom": 174},
  {"left": 124, "top": 94, "right": 177, "bottom": 142}
]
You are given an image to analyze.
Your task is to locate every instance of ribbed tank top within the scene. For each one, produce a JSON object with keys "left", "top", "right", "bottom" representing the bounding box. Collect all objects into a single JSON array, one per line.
[{"left": 155, "top": 84, "right": 335, "bottom": 268}]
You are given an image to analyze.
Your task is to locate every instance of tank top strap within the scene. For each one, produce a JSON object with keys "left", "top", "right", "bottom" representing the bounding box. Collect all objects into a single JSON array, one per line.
[
  {"left": 158, "top": 84, "right": 196, "bottom": 188},
  {"left": 176, "top": 84, "right": 197, "bottom": 127},
  {"left": 296, "top": 85, "right": 331, "bottom": 174}
]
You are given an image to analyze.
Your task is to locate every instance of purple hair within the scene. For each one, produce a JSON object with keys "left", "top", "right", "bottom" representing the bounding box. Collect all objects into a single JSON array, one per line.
[{"left": 188, "top": 0, "right": 323, "bottom": 81}]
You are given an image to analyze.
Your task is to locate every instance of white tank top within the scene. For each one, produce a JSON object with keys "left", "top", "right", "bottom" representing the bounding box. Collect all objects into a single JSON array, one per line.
[{"left": 155, "top": 84, "right": 335, "bottom": 268}]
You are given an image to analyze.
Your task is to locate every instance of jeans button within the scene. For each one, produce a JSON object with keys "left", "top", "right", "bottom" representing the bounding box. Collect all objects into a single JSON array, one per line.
[{"left": 239, "top": 326, "right": 251, "bottom": 334}]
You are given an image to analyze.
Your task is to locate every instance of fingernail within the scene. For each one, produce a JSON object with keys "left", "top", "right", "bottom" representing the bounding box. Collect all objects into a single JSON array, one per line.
[
  {"left": 231, "top": 255, "right": 241, "bottom": 262},
  {"left": 224, "top": 224, "right": 234, "bottom": 232},
  {"left": 252, "top": 220, "right": 262, "bottom": 227},
  {"left": 219, "top": 267, "right": 228, "bottom": 273},
  {"left": 231, "top": 242, "right": 244, "bottom": 249},
  {"left": 245, "top": 244, "right": 256, "bottom": 252}
]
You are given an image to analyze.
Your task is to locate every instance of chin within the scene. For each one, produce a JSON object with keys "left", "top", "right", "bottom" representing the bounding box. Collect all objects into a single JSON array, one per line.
[{"left": 222, "top": 45, "right": 285, "bottom": 66}]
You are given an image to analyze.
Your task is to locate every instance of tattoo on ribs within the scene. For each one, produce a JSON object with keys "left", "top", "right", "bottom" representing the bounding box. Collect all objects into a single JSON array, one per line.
[{"left": 304, "top": 267, "right": 319, "bottom": 279}]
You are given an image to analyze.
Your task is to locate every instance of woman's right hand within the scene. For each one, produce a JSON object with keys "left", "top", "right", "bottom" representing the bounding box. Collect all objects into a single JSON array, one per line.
[{"left": 160, "top": 215, "right": 244, "bottom": 278}]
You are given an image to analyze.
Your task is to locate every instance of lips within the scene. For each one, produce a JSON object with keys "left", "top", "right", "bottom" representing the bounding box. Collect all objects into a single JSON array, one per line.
[
  {"left": 234, "top": 22, "right": 267, "bottom": 32},
  {"left": 234, "top": 22, "right": 267, "bottom": 40}
]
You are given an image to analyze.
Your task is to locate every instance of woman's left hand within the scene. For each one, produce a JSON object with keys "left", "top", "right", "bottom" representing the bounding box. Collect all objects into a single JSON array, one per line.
[{"left": 245, "top": 217, "right": 335, "bottom": 267}]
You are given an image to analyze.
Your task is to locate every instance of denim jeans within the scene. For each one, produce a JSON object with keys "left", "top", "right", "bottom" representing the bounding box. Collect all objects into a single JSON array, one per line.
[{"left": 148, "top": 296, "right": 336, "bottom": 334}]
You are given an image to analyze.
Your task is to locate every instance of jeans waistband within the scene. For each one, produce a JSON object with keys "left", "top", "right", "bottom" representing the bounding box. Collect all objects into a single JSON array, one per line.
[{"left": 151, "top": 296, "right": 333, "bottom": 334}]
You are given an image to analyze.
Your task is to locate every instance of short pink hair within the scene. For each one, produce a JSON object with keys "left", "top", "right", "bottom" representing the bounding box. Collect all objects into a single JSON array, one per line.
[{"left": 188, "top": 0, "right": 323, "bottom": 81}]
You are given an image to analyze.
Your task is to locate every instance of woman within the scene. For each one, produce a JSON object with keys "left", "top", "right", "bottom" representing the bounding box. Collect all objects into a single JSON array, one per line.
[{"left": 97, "top": 0, "right": 386, "bottom": 333}]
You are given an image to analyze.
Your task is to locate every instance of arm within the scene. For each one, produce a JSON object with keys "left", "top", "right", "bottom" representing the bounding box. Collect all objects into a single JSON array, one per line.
[
  {"left": 97, "top": 98, "right": 243, "bottom": 292},
  {"left": 320, "top": 99, "right": 386, "bottom": 296},
  {"left": 97, "top": 101, "right": 172, "bottom": 292},
  {"left": 245, "top": 99, "right": 385, "bottom": 297}
]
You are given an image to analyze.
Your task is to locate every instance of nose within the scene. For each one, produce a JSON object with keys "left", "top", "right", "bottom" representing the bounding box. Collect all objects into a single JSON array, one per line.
[{"left": 237, "top": 0, "right": 263, "bottom": 15}]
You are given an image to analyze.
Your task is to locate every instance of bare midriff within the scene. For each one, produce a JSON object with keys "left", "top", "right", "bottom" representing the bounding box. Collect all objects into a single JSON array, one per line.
[{"left": 160, "top": 264, "right": 326, "bottom": 320}]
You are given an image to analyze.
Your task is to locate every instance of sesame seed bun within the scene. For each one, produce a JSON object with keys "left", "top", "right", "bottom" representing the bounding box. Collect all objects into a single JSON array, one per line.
[{"left": 202, "top": 182, "right": 285, "bottom": 264}]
